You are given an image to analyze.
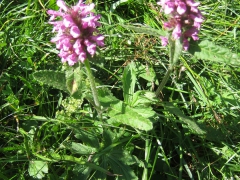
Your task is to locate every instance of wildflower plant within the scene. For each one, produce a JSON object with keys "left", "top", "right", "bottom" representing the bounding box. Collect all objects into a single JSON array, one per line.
[
  {"left": 47, "top": 0, "right": 104, "bottom": 66},
  {"left": 156, "top": 0, "right": 204, "bottom": 96},
  {"left": 158, "top": 0, "right": 203, "bottom": 51},
  {"left": 32, "top": 1, "right": 154, "bottom": 178},
  {"left": 46, "top": 0, "right": 105, "bottom": 110}
]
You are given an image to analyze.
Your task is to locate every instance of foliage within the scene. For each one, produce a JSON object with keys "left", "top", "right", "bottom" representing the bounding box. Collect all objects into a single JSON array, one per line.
[{"left": 0, "top": 0, "right": 240, "bottom": 179}]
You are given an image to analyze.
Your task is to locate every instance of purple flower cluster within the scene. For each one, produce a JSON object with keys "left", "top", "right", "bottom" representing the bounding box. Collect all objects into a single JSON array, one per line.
[
  {"left": 47, "top": 0, "right": 104, "bottom": 65},
  {"left": 158, "top": 0, "right": 203, "bottom": 50}
]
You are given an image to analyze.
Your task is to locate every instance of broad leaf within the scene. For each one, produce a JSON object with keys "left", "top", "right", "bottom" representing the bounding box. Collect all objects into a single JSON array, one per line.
[
  {"left": 33, "top": 70, "right": 67, "bottom": 91},
  {"left": 132, "top": 90, "right": 158, "bottom": 107},
  {"left": 73, "top": 164, "right": 91, "bottom": 180},
  {"left": 107, "top": 149, "right": 138, "bottom": 180},
  {"left": 97, "top": 147, "right": 137, "bottom": 180},
  {"left": 65, "top": 64, "right": 86, "bottom": 97},
  {"left": 62, "top": 141, "right": 96, "bottom": 155},
  {"left": 164, "top": 102, "right": 206, "bottom": 135},
  {"left": 108, "top": 101, "right": 153, "bottom": 131},
  {"left": 189, "top": 40, "right": 240, "bottom": 65},
  {"left": 28, "top": 160, "right": 48, "bottom": 179},
  {"left": 135, "top": 62, "right": 159, "bottom": 85},
  {"left": 74, "top": 130, "right": 100, "bottom": 148}
]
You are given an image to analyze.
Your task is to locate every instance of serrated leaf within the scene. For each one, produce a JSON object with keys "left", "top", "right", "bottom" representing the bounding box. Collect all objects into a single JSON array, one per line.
[
  {"left": 121, "top": 24, "right": 167, "bottom": 37},
  {"left": 73, "top": 164, "right": 91, "bottom": 180},
  {"left": 108, "top": 101, "right": 153, "bottom": 131},
  {"left": 189, "top": 40, "right": 240, "bottom": 65},
  {"left": 65, "top": 64, "right": 85, "bottom": 97},
  {"left": 135, "top": 62, "right": 158, "bottom": 85},
  {"left": 132, "top": 90, "right": 158, "bottom": 107},
  {"left": 28, "top": 160, "right": 48, "bottom": 179},
  {"left": 62, "top": 141, "right": 96, "bottom": 155},
  {"left": 96, "top": 86, "right": 119, "bottom": 107},
  {"left": 74, "top": 130, "right": 100, "bottom": 148},
  {"left": 98, "top": 148, "right": 137, "bottom": 180},
  {"left": 164, "top": 102, "right": 206, "bottom": 135},
  {"left": 132, "top": 106, "right": 156, "bottom": 119},
  {"left": 108, "top": 154, "right": 138, "bottom": 180},
  {"left": 33, "top": 70, "right": 67, "bottom": 91},
  {"left": 103, "top": 128, "right": 115, "bottom": 146}
]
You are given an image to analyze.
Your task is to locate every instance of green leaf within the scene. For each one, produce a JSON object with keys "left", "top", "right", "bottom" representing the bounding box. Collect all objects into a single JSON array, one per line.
[
  {"left": 110, "top": 0, "right": 128, "bottom": 12},
  {"left": 189, "top": 40, "right": 240, "bottom": 65},
  {"left": 123, "top": 61, "right": 136, "bottom": 105},
  {"left": 96, "top": 86, "right": 119, "bottom": 107},
  {"left": 164, "top": 102, "right": 206, "bottom": 135},
  {"left": 33, "top": 70, "right": 67, "bottom": 91},
  {"left": 28, "top": 160, "right": 48, "bottom": 179},
  {"left": 135, "top": 62, "right": 159, "bottom": 85},
  {"left": 121, "top": 24, "right": 167, "bottom": 37},
  {"left": 97, "top": 147, "right": 137, "bottom": 180},
  {"left": 65, "top": 63, "right": 86, "bottom": 97},
  {"left": 74, "top": 130, "right": 100, "bottom": 148},
  {"left": 73, "top": 164, "right": 91, "bottom": 180},
  {"left": 107, "top": 149, "right": 138, "bottom": 180},
  {"left": 132, "top": 90, "right": 158, "bottom": 107},
  {"left": 108, "top": 101, "right": 153, "bottom": 131},
  {"left": 131, "top": 106, "right": 156, "bottom": 119},
  {"left": 62, "top": 141, "right": 96, "bottom": 155}
]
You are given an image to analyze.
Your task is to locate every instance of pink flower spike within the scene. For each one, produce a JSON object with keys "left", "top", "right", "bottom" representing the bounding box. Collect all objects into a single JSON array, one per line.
[
  {"left": 59, "top": 50, "right": 69, "bottom": 59},
  {"left": 160, "top": 36, "right": 168, "bottom": 46},
  {"left": 63, "top": 15, "right": 74, "bottom": 27},
  {"left": 177, "top": 2, "right": 186, "bottom": 15},
  {"left": 184, "top": 27, "right": 199, "bottom": 40},
  {"left": 57, "top": 0, "right": 68, "bottom": 12},
  {"left": 172, "top": 23, "right": 182, "bottom": 39},
  {"left": 70, "top": 26, "right": 81, "bottom": 38},
  {"left": 62, "top": 40, "right": 72, "bottom": 51},
  {"left": 186, "top": 0, "right": 200, "bottom": 7},
  {"left": 73, "top": 39, "right": 82, "bottom": 49},
  {"left": 163, "top": 22, "right": 174, "bottom": 29},
  {"left": 94, "top": 35, "right": 105, "bottom": 47},
  {"left": 157, "top": 0, "right": 203, "bottom": 51},
  {"left": 189, "top": 14, "right": 203, "bottom": 23},
  {"left": 47, "top": 10, "right": 63, "bottom": 16},
  {"left": 87, "top": 44, "right": 96, "bottom": 56},
  {"left": 81, "top": 3, "right": 95, "bottom": 16},
  {"left": 79, "top": 52, "right": 87, "bottom": 63},
  {"left": 48, "top": 0, "right": 104, "bottom": 65},
  {"left": 67, "top": 54, "right": 78, "bottom": 66},
  {"left": 164, "top": 2, "right": 175, "bottom": 14}
]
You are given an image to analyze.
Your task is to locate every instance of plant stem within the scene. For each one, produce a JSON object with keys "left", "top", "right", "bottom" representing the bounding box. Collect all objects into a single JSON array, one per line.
[
  {"left": 155, "top": 38, "right": 182, "bottom": 97},
  {"left": 84, "top": 59, "right": 101, "bottom": 110},
  {"left": 142, "top": 137, "right": 151, "bottom": 180},
  {"left": 155, "top": 65, "right": 174, "bottom": 97}
]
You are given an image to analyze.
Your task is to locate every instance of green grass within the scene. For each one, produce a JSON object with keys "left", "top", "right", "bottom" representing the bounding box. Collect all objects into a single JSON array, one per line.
[{"left": 0, "top": 0, "right": 240, "bottom": 179}]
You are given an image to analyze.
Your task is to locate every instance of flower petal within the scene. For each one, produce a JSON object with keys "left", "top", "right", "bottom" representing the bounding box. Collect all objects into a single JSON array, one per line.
[
  {"left": 57, "top": 0, "right": 68, "bottom": 12},
  {"left": 70, "top": 26, "right": 81, "bottom": 38}
]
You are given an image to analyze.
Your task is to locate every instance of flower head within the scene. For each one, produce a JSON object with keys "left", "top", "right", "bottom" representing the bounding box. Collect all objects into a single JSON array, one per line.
[
  {"left": 158, "top": 0, "right": 203, "bottom": 50},
  {"left": 47, "top": 0, "right": 104, "bottom": 65}
]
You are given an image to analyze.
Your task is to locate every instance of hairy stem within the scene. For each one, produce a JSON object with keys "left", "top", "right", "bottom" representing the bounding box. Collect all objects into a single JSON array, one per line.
[
  {"left": 155, "top": 65, "right": 174, "bottom": 97},
  {"left": 84, "top": 59, "right": 101, "bottom": 110}
]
